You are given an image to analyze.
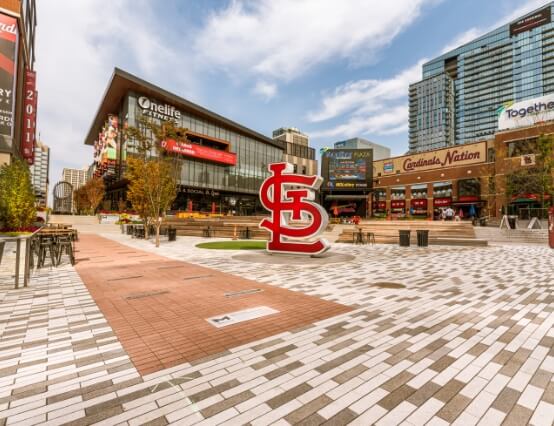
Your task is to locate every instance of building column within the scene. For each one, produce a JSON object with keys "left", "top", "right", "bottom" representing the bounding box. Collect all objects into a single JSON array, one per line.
[{"left": 427, "top": 182, "right": 434, "bottom": 219}]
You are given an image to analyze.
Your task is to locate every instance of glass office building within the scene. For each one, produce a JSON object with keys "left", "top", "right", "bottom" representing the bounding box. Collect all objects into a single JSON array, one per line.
[
  {"left": 84, "top": 68, "right": 284, "bottom": 215},
  {"left": 409, "top": 3, "right": 554, "bottom": 152}
]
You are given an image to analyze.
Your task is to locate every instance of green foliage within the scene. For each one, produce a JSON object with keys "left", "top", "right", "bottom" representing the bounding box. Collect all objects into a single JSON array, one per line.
[
  {"left": 124, "top": 116, "right": 189, "bottom": 247},
  {"left": 0, "top": 159, "right": 36, "bottom": 229},
  {"left": 506, "top": 133, "right": 554, "bottom": 208},
  {"left": 196, "top": 241, "right": 266, "bottom": 250}
]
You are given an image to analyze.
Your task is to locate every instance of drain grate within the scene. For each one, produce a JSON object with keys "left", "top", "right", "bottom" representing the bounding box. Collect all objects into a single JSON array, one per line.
[
  {"left": 373, "top": 282, "right": 406, "bottom": 289},
  {"left": 225, "top": 288, "right": 263, "bottom": 298},
  {"left": 125, "top": 290, "right": 169, "bottom": 300},
  {"left": 183, "top": 274, "right": 212, "bottom": 281},
  {"left": 108, "top": 275, "right": 143, "bottom": 282}
]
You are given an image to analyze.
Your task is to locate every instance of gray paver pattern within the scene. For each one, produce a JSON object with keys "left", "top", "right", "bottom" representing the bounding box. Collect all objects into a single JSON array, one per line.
[{"left": 1, "top": 235, "right": 553, "bottom": 425}]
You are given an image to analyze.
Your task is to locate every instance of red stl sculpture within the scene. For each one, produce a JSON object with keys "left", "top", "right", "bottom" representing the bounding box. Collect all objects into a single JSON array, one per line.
[{"left": 259, "top": 163, "right": 330, "bottom": 256}]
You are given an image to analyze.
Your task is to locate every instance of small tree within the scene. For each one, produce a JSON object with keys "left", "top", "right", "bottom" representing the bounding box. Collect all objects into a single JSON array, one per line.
[
  {"left": 126, "top": 157, "right": 151, "bottom": 237},
  {"left": 536, "top": 134, "right": 554, "bottom": 209},
  {"left": 0, "top": 159, "right": 36, "bottom": 230},
  {"left": 73, "top": 185, "right": 90, "bottom": 215},
  {"left": 124, "top": 117, "right": 188, "bottom": 247},
  {"left": 84, "top": 177, "right": 105, "bottom": 214}
]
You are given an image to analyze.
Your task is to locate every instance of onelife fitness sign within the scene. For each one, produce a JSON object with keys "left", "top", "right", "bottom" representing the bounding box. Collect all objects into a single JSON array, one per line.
[
  {"left": 21, "top": 69, "right": 37, "bottom": 164},
  {"left": 161, "top": 139, "right": 237, "bottom": 165},
  {"left": 0, "top": 12, "right": 18, "bottom": 140},
  {"left": 259, "top": 163, "right": 329, "bottom": 256}
]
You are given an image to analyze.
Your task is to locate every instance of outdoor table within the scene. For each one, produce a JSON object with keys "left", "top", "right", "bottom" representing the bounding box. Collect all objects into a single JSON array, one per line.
[{"left": 0, "top": 231, "right": 39, "bottom": 289}]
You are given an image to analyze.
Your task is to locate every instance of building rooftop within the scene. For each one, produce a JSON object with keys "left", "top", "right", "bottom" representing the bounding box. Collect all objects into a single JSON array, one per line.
[{"left": 84, "top": 68, "right": 283, "bottom": 149}]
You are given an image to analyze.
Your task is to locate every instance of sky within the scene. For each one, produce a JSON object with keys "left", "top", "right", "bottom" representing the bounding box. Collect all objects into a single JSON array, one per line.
[{"left": 35, "top": 0, "right": 550, "bottom": 189}]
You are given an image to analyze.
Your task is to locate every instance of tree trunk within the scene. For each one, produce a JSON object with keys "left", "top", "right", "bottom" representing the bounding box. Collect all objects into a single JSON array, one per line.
[{"left": 155, "top": 217, "right": 161, "bottom": 247}]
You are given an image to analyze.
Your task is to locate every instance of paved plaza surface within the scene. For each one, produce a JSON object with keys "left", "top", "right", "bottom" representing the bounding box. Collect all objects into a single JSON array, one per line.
[{"left": 0, "top": 233, "right": 553, "bottom": 425}]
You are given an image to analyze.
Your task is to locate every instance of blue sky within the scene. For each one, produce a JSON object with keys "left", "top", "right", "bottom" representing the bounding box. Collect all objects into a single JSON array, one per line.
[{"left": 35, "top": 0, "right": 549, "bottom": 185}]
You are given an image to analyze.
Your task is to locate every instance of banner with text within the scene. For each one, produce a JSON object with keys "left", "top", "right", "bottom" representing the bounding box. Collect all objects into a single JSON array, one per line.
[
  {"left": 0, "top": 12, "right": 18, "bottom": 139},
  {"left": 21, "top": 69, "right": 36, "bottom": 164}
]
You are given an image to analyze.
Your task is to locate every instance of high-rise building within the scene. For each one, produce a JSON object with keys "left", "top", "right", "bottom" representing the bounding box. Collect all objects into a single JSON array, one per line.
[
  {"left": 333, "top": 137, "right": 391, "bottom": 160},
  {"left": 272, "top": 127, "right": 317, "bottom": 175},
  {"left": 0, "top": 0, "right": 37, "bottom": 166},
  {"left": 29, "top": 140, "right": 49, "bottom": 206},
  {"left": 62, "top": 167, "right": 87, "bottom": 189},
  {"left": 409, "top": 3, "right": 554, "bottom": 152}
]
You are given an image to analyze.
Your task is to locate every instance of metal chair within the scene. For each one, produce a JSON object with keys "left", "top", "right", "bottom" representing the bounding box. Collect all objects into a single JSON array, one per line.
[
  {"left": 37, "top": 236, "right": 57, "bottom": 268},
  {"left": 56, "top": 235, "right": 75, "bottom": 265}
]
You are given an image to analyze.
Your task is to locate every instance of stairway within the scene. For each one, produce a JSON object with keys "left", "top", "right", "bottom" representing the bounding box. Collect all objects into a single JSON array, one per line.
[{"left": 474, "top": 226, "right": 548, "bottom": 245}]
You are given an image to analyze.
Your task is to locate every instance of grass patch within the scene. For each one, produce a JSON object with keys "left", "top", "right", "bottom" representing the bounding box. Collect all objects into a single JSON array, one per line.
[{"left": 196, "top": 240, "right": 266, "bottom": 250}]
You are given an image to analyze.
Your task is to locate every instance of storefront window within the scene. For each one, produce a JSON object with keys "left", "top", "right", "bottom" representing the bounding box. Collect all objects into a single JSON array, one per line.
[
  {"left": 507, "top": 138, "right": 537, "bottom": 157},
  {"left": 433, "top": 181, "right": 453, "bottom": 208},
  {"left": 410, "top": 184, "right": 428, "bottom": 216},
  {"left": 390, "top": 187, "right": 406, "bottom": 213},
  {"left": 372, "top": 189, "right": 386, "bottom": 216},
  {"left": 458, "top": 178, "right": 480, "bottom": 199}
]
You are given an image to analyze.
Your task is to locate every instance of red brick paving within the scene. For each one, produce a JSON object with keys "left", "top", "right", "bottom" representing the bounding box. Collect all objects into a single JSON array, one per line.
[{"left": 74, "top": 235, "right": 352, "bottom": 375}]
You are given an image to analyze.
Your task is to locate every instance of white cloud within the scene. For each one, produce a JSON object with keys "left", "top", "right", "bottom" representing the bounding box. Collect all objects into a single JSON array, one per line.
[
  {"left": 35, "top": 1, "right": 196, "bottom": 200},
  {"left": 194, "top": 0, "right": 432, "bottom": 84},
  {"left": 309, "top": 0, "right": 550, "bottom": 142},
  {"left": 308, "top": 61, "right": 425, "bottom": 123},
  {"left": 311, "top": 105, "right": 408, "bottom": 139},
  {"left": 252, "top": 80, "right": 277, "bottom": 101}
]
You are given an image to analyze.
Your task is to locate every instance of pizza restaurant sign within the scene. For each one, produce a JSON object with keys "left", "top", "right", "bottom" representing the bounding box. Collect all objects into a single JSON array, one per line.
[{"left": 377, "top": 142, "right": 486, "bottom": 174}]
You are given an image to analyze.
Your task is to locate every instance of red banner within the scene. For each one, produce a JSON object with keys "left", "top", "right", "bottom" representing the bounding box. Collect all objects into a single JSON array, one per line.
[
  {"left": 434, "top": 197, "right": 452, "bottom": 207},
  {"left": 458, "top": 195, "right": 480, "bottom": 202},
  {"left": 21, "top": 69, "right": 36, "bottom": 164},
  {"left": 411, "top": 199, "right": 428, "bottom": 208},
  {"left": 162, "top": 139, "right": 237, "bottom": 165},
  {"left": 391, "top": 200, "right": 406, "bottom": 209},
  {"left": 374, "top": 201, "right": 386, "bottom": 210},
  {"left": 0, "top": 12, "right": 18, "bottom": 138}
]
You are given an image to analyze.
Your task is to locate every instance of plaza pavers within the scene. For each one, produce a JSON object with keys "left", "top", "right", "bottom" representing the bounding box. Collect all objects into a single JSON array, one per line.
[
  {"left": 73, "top": 234, "right": 352, "bottom": 375},
  {"left": 0, "top": 233, "right": 553, "bottom": 425}
]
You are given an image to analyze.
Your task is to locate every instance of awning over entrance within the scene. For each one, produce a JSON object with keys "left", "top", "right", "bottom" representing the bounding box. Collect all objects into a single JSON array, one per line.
[{"left": 325, "top": 195, "right": 368, "bottom": 200}]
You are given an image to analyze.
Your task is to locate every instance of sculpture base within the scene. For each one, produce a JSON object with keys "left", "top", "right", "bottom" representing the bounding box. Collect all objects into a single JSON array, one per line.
[{"left": 232, "top": 250, "right": 355, "bottom": 265}]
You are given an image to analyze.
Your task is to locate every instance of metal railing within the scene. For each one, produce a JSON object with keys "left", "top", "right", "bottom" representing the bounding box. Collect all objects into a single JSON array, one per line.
[
  {"left": 0, "top": 227, "right": 43, "bottom": 289},
  {"left": 517, "top": 207, "right": 549, "bottom": 220}
]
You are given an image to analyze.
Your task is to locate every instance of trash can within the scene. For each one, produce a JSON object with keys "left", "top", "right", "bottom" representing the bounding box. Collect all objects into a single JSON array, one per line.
[
  {"left": 168, "top": 227, "right": 177, "bottom": 242},
  {"left": 399, "top": 230, "right": 411, "bottom": 247},
  {"left": 508, "top": 215, "right": 517, "bottom": 229},
  {"left": 416, "top": 230, "right": 429, "bottom": 247}
]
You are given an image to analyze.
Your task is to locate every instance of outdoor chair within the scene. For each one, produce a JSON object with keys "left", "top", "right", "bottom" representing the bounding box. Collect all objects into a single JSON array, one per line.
[
  {"left": 56, "top": 235, "right": 75, "bottom": 266},
  {"left": 366, "top": 232, "right": 376, "bottom": 245},
  {"left": 37, "top": 236, "right": 57, "bottom": 268}
]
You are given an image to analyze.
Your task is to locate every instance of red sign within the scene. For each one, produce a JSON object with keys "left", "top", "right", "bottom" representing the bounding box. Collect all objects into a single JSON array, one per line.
[
  {"left": 21, "top": 69, "right": 36, "bottom": 165},
  {"left": 374, "top": 201, "right": 386, "bottom": 210},
  {"left": 391, "top": 200, "right": 405, "bottom": 209},
  {"left": 259, "top": 163, "right": 329, "bottom": 255},
  {"left": 411, "top": 199, "right": 428, "bottom": 208},
  {"left": 434, "top": 197, "right": 452, "bottom": 207},
  {"left": 458, "top": 195, "right": 480, "bottom": 203},
  {"left": 0, "top": 12, "right": 18, "bottom": 138},
  {"left": 162, "top": 139, "right": 237, "bottom": 165}
]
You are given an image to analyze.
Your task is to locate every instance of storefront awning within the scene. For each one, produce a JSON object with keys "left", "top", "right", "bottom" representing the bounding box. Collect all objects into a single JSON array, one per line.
[
  {"left": 452, "top": 201, "right": 485, "bottom": 206},
  {"left": 325, "top": 194, "right": 368, "bottom": 200}
]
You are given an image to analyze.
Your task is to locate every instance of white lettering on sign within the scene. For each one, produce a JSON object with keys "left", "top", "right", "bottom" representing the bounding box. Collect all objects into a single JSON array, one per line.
[
  {"left": 137, "top": 96, "right": 181, "bottom": 120},
  {"left": 498, "top": 93, "right": 554, "bottom": 130},
  {"left": 206, "top": 306, "right": 279, "bottom": 328}
]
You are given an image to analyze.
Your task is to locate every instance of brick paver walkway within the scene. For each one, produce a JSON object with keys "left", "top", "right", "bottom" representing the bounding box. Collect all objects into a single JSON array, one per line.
[
  {"left": 74, "top": 235, "right": 351, "bottom": 375},
  {"left": 0, "top": 234, "right": 553, "bottom": 425}
]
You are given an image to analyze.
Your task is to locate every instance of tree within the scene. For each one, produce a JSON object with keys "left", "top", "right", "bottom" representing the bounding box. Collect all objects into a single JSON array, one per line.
[
  {"left": 84, "top": 177, "right": 105, "bottom": 214},
  {"left": 73, "top": 185, "right": 90, "bottom": 215},
  {"left": 506, "top": 133, "right": 554, "bottom": 214},
  {"left": 125, "top": 157, "right": 151, "bottom": 237},
  {"left": 0, "top": 159, "right": 36, "bottom": 230},
  {"left": 124, "top": 117, "right": 188, "bottom": 247}
]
